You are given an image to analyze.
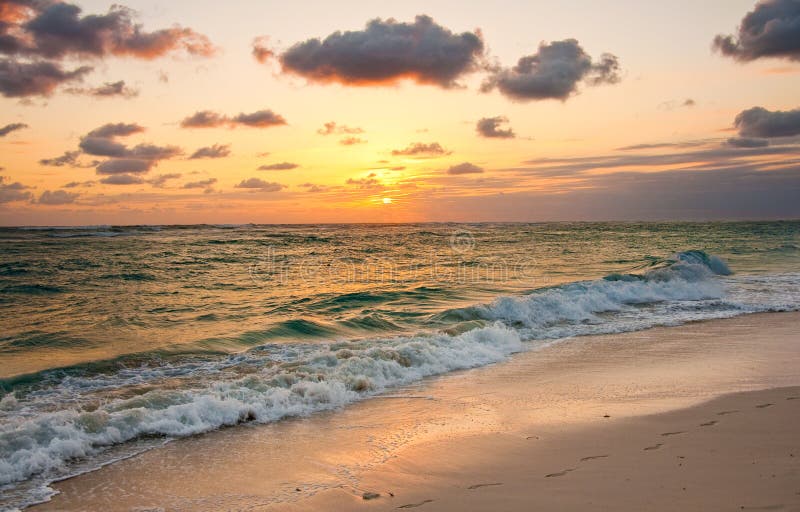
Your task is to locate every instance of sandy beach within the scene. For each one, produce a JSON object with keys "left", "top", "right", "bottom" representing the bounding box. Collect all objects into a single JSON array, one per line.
[{"left": 31, "top": 311, "right": 800, "bottom": 511}]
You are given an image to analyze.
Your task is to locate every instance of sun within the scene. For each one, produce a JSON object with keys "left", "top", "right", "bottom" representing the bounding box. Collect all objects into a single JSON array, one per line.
[{"left": 382, "top": 197, "right": 393, "bottom": 204}]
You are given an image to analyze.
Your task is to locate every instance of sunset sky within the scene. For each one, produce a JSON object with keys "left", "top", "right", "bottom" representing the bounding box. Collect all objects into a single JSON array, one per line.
[{"left": 1, "top": 0, "right": 799, "bottom": 225}]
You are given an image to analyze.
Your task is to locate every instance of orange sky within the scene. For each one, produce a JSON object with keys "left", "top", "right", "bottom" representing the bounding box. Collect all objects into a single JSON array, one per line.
[{"left": 1, "top": 0, "right": 799, "bottom": 225}]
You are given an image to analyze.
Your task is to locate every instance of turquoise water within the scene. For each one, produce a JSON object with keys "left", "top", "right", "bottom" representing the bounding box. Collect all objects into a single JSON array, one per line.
[{"left": 0, "top": 222, "right": 799, "bottom": 509}]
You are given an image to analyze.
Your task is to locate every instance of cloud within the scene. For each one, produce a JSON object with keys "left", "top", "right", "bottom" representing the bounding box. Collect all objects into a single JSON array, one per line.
[
  {"left": 183, "top": 178, "right": 217, "bottom": 189},
  {"left": 659, "top": 98, "right": 697, "bottom": 111},
  {"left": 713, "top": 0, "right": 800, "bottom": 62},
  {"left": 317, "top": 121, "right": 364, "bottom": 135},
  {"left": 0, "top": 175, "right": 32, "bottom": 203},
  {"left": 66, "top": 80, "right": 138, "bottom": 98},
  {"left": 258, "top": 162, "right": 298, "bottom": 170},
  {"left": 148, "top": 173, "right": 182, "bottom": 187},
  {"left": 3, "top": 2, "right": 214, "bottom": 60},
  {"left": 346, "top": 173, "right": 381, "bottom": 189},
  {"left": 299, "top": 182, "right": 332, "bottom": 193},
  {"left": 447, "top": 162, "right": 484, "bottom": 175},
  {"left": 391, "top": 142, "right": 451, "bottom": 157},
  {"left": 235, "top": 177, "right": 285, "bottom": 191},
  {"left": 514, "top": 144, "right": 800, "bottom": 178},
  {"left": 39, "top": 150, "right": 95, "bottom": 167},
  {"left": 43, "top": 122, "right": 183, "bottom": 178},
  {"left": 277, "top": 15, "right": 485, "bottom": 88},
  {"left": 230, "top": 110, "right": 286, "bottom": 128},
  {"left": 727, "top": 136, "right": 770, "bottom": 148},
  {"left": 734, "top": 106, "right": 800, "bottom": 138},
  {"left": 340, "top": 136, "right": 366, "bottom": 145},
  {"left": 99, "top": 174, "right": 145, "bottom": 185},
  {"left": 0, "top": 58, "right": 92, "bottom": 97},
  {"left": 96, "top": 158, "right": 154, "bottom": 174},
  {"left": 37, "top": 189, "right": 78, "bottom": 205},
  {"left": 180, "top": 109, "right": 287, "bottom": 128},
  {"left": 87, "top": 122, "right": 145, "bottom": 138},
  {"left": 0, "top": 1, "right": 214, "bottom": 97},
  {"left": 0, "top": 122, "right": 27, "bottom": 136},
  {"left": 476, "top": 116, "right": 515, "bottom": 138},
  {"left": 189, "top": 143, "right": 231, "bottom": 159},
  {"left": 251, "top": 36, "right": 274, "bottom": 63},
  {"left": 481, "top": 39, "right": 620, "bottom": 101},
  {"left": 180, "top": 110, "right": 227, "bottom": 128},
  {"left": 616, "top": 140, "right": 711, "bottom": 151}
]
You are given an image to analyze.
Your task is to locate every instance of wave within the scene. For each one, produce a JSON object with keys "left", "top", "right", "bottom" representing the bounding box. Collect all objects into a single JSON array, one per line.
[
  {"left": 2, "top": 250, "right": 799, "bottom": 510},
  {"left": 0, "top": 325, "right": 522, "bottom": 489}
]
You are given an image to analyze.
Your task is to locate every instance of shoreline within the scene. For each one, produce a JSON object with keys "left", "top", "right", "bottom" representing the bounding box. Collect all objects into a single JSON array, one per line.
[{"left": 31, "top": 311, "right": 800, "bottom": 511}]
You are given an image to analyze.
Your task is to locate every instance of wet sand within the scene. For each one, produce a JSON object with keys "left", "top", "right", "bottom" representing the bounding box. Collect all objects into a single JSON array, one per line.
[{"left": 34, "top": 312, "right": 800, "bottom": 511}]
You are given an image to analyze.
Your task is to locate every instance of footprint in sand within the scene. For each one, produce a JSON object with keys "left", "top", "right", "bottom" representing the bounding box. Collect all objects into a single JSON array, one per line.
[
  {"left": 786, "top": 397, "right": 800, "bottom": 401},
  {"left": 467, "top": 483, "right": 503, "bottom": 490},
  {"left": 700, "top": 420, "right": 718, "bottom": 427},
  {"left": 545, "top": 469, "right": 575, "bottom": 478},
  {"left": 644, "top": 443, "right": 663, "bottom": 451},
  {"left": 398, "top": 499, "right": 434, "bottom": 509},
  {"left": 580, "top": 455, "right": 609, "bottom": 462},
  {"left": 739, "top": 505, "right": 785, "bottom": 510},
  {"left": 755, "top": 403, "right": 774, "bottom": 409},
  {"left": 661, "top": 431, "right": 686, "bottom": 437},
  {"left": 718, "top": 410, "right": 739, "bottom": 416}
]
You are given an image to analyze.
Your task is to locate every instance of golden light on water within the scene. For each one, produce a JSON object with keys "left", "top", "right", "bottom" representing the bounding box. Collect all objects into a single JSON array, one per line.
[{"left": 382, "top": 197, "right": 393, "bottom": 204}]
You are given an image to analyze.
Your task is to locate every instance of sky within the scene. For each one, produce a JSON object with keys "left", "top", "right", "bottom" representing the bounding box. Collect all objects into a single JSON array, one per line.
[{"left": 1, "top": 0, "right": 799, "bottom": 225}]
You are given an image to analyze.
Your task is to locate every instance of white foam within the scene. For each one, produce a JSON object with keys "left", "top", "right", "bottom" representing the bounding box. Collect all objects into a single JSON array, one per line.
[{"left": 0, "top": 324, "right": 522, "bottom": 487}]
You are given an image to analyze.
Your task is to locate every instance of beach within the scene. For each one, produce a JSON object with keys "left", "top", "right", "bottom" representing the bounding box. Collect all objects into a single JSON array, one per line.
[{"left": 32, "top": 311, "right": 800, "bottom": 511}]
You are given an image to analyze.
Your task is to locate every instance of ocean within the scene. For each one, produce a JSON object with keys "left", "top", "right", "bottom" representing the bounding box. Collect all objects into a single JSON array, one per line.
[{"left": 1, "top": 221, "right": 799, "bottom": 509}]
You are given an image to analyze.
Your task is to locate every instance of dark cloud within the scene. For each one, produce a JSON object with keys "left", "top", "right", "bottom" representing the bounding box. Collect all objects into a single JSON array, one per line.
[
  {"left": 183, "top": 178, "right": 217, "bottom": 189},
  {"left": 339, "top": 136, "right": 366, "bottom": 146},
  {"left": 180, "top": 109, "right": 287, "bottom": 128},
  {"left": 189, "top": 143, "right": 231, "bottom": 159},
  {"left": 0, "top": 58, "right": 91, "bottom": 97},
  {"left": 251, "top": 36, "right": 274, "bottom": 63},
  {"left": 37, "top": 189, "right": 78, "bottom": 205},
  {"left": 391, "top": 142, "right": 451, "bottom": 157},
  {"left": 727, "top": 136, "right": 770, "bottom": 148},
  {"left": 476, "top": 116, "right": 515, "bottom": 138},
  {"left": 713, "top": 0, "right": 800, "bottom": 62},
  {"left": 235, "top": 177, "right": 285, "bottom": 191},
  {"left": 734, "top": 106, "right": 800, "bottom": 138},
  {"left": 148, "top": 173, "right": 182, "bottom": 187},
  {"left": 79, "top": 136, "right": 128, "bottom": 157},
  {"left": 447, "top": 162, "right": 484, "bottom": 175},
  {"left": 180, "top": 110, "right": 227, "bottom": 128},
  {"left": 99, "top": 174, "right": 145, "bottom": 185},
  {"left": 56, "top": 122, "right": 183, "bottom": 176},
  {"left": 230, "top": 110, "right": 286, "bottom": 127},
  {"left": 481, "top": 39, "right": 620, "bottom": 101},
  {"left": 39, "top": 150, "right": 94, "bottom": 167},
  {"left": 0, "top": 175, "right": 32, "bottom": 203},
  {"left": 277, "top": 15, "right": 485, "bottom": 88},
  {"left": 62, "top": 180, "right": 94, "bottom": 188},
  {"left": 258, "top": 162, "right": 298, "bottom": 170},
  {"left": 3, "top": 2, "right": 214, "bottom": 60},
  {"left": 96, "top": 158, "right": 154, "bottom": 175},
  {"left": 87, "top": 122, "right": 144, "bottom": 138},
  {"left": 0, "top": 1, "right": 213, "bottom": 97},
  {"left": 0, "top": 122, "right": 27, "bottom": 136},
  {"left": 66, "top": 80, "right": 138, "bottom": 98},
  {"left": 317, "top": 121, "right": 364, "bottom": 135}
]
